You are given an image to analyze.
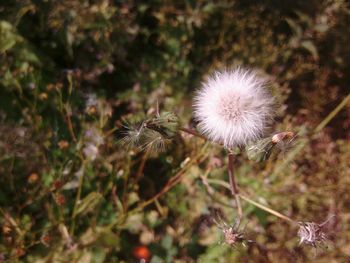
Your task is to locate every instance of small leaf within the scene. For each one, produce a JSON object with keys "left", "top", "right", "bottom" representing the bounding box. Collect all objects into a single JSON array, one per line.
[
  {"left": 76, "top": 192, "right": 103, "bottom": 216},
  {"left": 301, "top": 40, "right": 319, "bottom": 60},
  {"left": 285, "top": 18, "right": 302, "bottom": 38},
  {"left": 0, "top": 21, "right": 18, "bottom": 53}
]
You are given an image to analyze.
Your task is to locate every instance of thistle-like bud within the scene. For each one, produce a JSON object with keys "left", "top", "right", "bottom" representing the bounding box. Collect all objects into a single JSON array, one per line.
[
  {"left": 120, "top": 111, "right": 179, "bottom": 153},
  {"left": 298, "top": 216, "right": 334, "bottom": 248},
  {"left": 246, "top": 131, "right": 295, "bottom": 162}
]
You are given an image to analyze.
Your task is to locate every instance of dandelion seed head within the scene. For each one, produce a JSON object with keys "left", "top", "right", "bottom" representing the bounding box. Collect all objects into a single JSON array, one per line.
[{"left": 193, "top": 68, "right": 274, "bottom": 148}]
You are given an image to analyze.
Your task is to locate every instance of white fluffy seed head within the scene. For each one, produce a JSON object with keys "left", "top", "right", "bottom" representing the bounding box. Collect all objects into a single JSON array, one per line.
[{"left": 193, "top": 68, "right": 274, "bottom": 148}]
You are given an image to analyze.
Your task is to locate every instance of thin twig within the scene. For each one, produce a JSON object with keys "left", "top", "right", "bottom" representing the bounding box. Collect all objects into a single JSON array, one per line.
[
  {"left": 105, "top": 156, "right": 205, "bottom": 231},
  {"left": 314, "top": 92, "right": 350, "bottom": 133},
  {"left": 121, "top": 158, "right": 131, "bottom": 213},
  {"left": 107, "top": 143, "right": 209, "bottom": 229},
  {"left": 205, "top": 178, "right": 296, "bottom": 224},
  {"left": 105, "top": 127, "right": 118, "bottom": 138},
  {"left": 136, "top": 154, "right": 206, "bottom": 211},
  {"left": 228, "top": 152, "right": 243, "bottom": 219},
  {"left": 239, "top": 194, "right": 296, "bottom": 224},
  {"left": 179, "top": 127, "right": 207, "bottom": 140},
  {"left": 70, "top": 162, "right": 87, "bottom": 235},
  {"left": 134, "top": 147, "right": 150, "bottom": 183},
  {"left": 0, "top": 208, "right": 23, "bottom": 236},
  {"left": 199, "top": 174, "right": 233, "bottom": 208},
  {"left": 65, "top": 110, "right": 77, "bottom": 142}
]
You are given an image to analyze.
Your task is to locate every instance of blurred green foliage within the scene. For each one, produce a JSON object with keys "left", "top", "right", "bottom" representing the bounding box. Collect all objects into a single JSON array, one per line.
[{"left": 0, "top": 0, "right": 350, "bottom": 262}]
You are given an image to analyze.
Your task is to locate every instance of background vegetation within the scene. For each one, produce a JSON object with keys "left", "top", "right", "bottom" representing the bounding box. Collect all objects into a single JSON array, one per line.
[{"left": 1, "top": 0, "right": 349, "bottom": 262}]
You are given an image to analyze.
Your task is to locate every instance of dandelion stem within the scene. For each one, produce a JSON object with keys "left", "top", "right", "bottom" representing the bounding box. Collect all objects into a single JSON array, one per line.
[
  {"left": 228, "top": 152, "right": 243, "bottom": 219},
  {"left": 179, "top": 127, "right": 207, "bottom": 140}
]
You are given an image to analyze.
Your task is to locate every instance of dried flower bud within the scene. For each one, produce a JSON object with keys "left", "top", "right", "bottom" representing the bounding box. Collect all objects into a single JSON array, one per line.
[
  {"left": 271, "top": 131, "right": 294, "bottom": 144},
  {"left": 58, "top": 140, "right": 69, "bottom": 150},
  {"left": 28, "top": 173, "right": 39, "bottom": 184},
  {"left": 53, "top": 180, "right": 64, "bottom": 190},
  {"left": 2, "top": 224, "right": 11, "bottom": 235},
  {"left": 54, "top": 194, "right": 65, "bottom": 206},
  {"left": 298, "top": 216, "right": 334, "bottom": 248},
  {"left": 40, "top": 233, "right": 52, "bottom": 247},
  {"left": 15, "top": 247, "right": 25, "bottom": 257},
  {"left": 213, "top": 215, "right": 251, "bottom": 248},
  {"left": 222, "top": 226, "right": 246, "bottom": 247}
]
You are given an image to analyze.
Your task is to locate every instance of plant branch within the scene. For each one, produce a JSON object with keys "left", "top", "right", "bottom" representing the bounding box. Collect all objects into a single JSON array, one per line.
[
  {"left": 179, "top": 127, "right": 207, "bottom": 140},
  {"left": 239, "top": 194, "right": 296, "bottom": 224},
  {"left": 314, "top": 92, "right": 350, "bottom": 133},
  {"left": 70, "top": 161, "right": 87, "bottom": 235},
  {"left": 106, "top": 143, "right": 209, "bottom": 231},
  {"left": 137, "top": 153, "right": 207, "bottom": 211},
  {"left": 205, "top": 178, "right": 295, "bottom": 224},
  {"left": 134, "top": 147, "right": 150, "bottom": 183}
]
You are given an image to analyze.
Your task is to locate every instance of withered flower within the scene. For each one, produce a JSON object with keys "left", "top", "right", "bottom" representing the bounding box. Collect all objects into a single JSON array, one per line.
[
  {"left": 213, "top": 215, "right": 252, "bottom": 248},
  {"left": 298, "top": 216, "right": 334, "bottom": 248}
]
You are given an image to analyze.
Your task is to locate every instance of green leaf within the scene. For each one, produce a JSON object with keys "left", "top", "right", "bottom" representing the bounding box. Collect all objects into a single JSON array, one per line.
[
  {"left": 76, "top": 192, "right": 104, "bottom": 216},
  {"left": 301, "top": 40, "right": 319, "bottom": 60},
  {"left": 0, "top": 21, "right": 19, "bottom": 53}
]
